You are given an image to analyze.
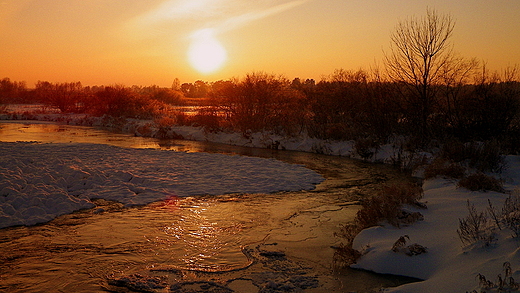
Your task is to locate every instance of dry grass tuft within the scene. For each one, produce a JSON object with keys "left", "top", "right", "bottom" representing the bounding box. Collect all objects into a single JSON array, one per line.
[
  {"left": 458, "top": 173, "right": 504, "bottom": 193},
  {"left": 356, "top": 183, "right": 424, "bottom": 228},
  {"left": 334, "top": 182, "right": 424, "bottom": 266},
  {"left": 424, "top": 157, "right": 466, "bottom": 179}
]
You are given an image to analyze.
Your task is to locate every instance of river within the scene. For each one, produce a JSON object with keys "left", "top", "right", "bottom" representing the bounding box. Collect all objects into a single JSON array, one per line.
[{"left": 0, "top": 121, "right": 419, "bottom": 292}]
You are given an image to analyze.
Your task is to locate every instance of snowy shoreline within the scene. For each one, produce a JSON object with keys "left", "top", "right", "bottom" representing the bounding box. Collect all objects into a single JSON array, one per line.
[
  {"left": 0, "top": 111, "right": 416, "bottom": 163},
  {"left": 2, "top": 114, "right": 520, "bottom": 292}
]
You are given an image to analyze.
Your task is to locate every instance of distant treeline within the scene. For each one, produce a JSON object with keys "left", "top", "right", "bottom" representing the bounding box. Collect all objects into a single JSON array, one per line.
[
  {"left": 1, "top": 68, "right": 519, "bottom": 150},
  {"left": 3, "top": 10, "right": 520, "bottom": 152}
]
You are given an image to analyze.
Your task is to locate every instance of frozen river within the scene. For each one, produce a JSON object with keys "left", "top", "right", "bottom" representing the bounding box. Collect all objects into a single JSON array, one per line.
[{"left": 0, "top": 121, "right": 418, "bottom": 292}]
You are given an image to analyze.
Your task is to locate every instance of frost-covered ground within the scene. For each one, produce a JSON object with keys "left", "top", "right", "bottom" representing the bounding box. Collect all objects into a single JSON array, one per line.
[
  {"left": 0, "top": 142, "right": 323, "bottom": 228},
  {"left": 3, "top": 110, "right": 520, "bottom": 292}
]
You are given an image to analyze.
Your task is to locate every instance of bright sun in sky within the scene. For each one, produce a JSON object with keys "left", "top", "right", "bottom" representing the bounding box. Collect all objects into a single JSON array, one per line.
[
  {"left": 0, "top": 0, "right": 519, "bottom": 85},
  {"left": 188, "top": 29, "right": 227, "bottom": 74}
]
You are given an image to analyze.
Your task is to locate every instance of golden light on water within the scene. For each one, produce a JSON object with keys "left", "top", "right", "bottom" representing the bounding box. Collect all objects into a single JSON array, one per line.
[{"left": 188, "top": 29, "right": 227, "bottom": 74}]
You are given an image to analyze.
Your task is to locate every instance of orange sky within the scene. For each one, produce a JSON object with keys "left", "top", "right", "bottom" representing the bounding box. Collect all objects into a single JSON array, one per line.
[{"left": 1, "top": 0, "right": 519, "bottom": 87}]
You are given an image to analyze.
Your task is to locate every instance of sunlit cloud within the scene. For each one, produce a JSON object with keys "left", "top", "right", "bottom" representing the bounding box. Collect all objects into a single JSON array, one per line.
[
  {"left": 132, "top": 0, "right": 224, "bottom": 25},
  {"left": 216, "top": 0, "right": 309, "bottom": 33},
  {"left": 125, "top": 0, "right": 311, "bottom": 38}
]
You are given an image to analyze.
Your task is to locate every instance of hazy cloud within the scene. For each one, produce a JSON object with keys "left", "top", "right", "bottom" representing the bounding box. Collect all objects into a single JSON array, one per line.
[
  {"left": 125, "top": 0, "right": 310, "bottom": 39},
  {"left": 217, "top": 0, "right": 309, "bottom": 33}
]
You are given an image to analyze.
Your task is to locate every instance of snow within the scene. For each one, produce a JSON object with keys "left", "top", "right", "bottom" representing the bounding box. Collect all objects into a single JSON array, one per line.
[
  {"left": 0, "top": 112, "right": 407, "bottom": 161},
  {"left": 351, "top": 156, "right": 520, "bottom": 293},
  {"left": 0, "top": 142, "right": 324, "bottom": 229},
  {"left": 3, "top": 113, "right": 520, "bottom": 292}
]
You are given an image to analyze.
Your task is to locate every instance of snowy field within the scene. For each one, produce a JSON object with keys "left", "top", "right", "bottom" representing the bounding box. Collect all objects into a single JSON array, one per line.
[{"left": 0, "top": 142, "right": 324, "bottom": 228}]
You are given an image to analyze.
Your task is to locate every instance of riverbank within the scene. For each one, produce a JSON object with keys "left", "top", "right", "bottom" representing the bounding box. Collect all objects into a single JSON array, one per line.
[
  {"left": 0, "top": 108, "right": 426, "bottom": 168},
  {"left": 2, "top": 111, "right": 520, "bottom": 292},
  {"left": 352, "top": 161, "right": 520, "bottom": 292}
]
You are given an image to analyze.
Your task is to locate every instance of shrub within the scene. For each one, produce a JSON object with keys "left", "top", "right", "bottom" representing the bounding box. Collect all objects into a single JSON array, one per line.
[
  {"left": 458, "top": 173, "right": 504, "bottom": 193},
  {"left": 190, "top": 112, "right": 221, "bottom": 132},
  {"left": 465, "top": 140, "right": 504, "bottom": 173},
  {"left": 171, "top": 111, "right": 188, "bottom": 126},
  {"left": 440, "top": 139, "right": 504, "bottom": 173},
  {"left": 484, "top": 190, "right": 520, "bottom": 239},
  {"left": 391, "top": 235, "right": 427, "bottom": 256},
  {"left": 457, "top": 200, "right": 496, "bottom": 246},
  {"left": 469, "top": 262, "right": 519, "bottom": 292},
  {"left": 424, "top": 158, "right": 466, "bottom": 179},
  {"left": 333, "top": 222, "right": 365, "bottom": 266},
  {"left": 332, "top": 242, "right": 363, "bottom": 267},
  {"left": 440, "top": 139, "right": 469, "bottom": 163},
  {"left": 500, "top": 191, "right": 520, "bottom": 238},
  {"left": 356, "top": 183, "right": 424, "bottom": 228},
  {"left": 334, "top": 182, "right": 424, "bottom": 266},
  {"left": 35, "top": 81, "right": 86, "bottom": 113},
  {"left": 154, "top": 117, "right": 176, "bottom": 128},
  {"left": 354, "top": 137, "right": 380, "bottom": 160}
]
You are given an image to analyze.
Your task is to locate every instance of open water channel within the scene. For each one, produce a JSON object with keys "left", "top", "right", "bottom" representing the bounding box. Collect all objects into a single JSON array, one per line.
[{"left": 0, "top": 121, "right": 419, "bottom": 292}]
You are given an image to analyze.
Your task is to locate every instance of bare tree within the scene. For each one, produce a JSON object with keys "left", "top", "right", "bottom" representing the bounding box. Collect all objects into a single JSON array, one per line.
[
  {"left": 385, "top": 8, "right": 455, "bottom": 138},
  {"left": 440, "top": 56, "right": 479, "bottom": 130}
]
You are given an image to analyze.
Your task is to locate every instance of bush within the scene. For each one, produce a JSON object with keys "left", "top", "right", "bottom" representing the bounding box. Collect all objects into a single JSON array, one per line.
[
  {"left": 440, "top": 139, "right": 504, "bottom": 173},
  {"left": 356, "top": 183, "right": 424, "bottom": 228},
  {"left": 191, "top": 113, "right": 221, "bottom": 132},
  {"left": 88, "top": 86, "right": 167, "bottom": 119},
  {"left": 458, "top": 173, "right": 504, "bottom": 192},
  {"left": 332, "top": 241, "right": 363, "bottom": 267},
  {"left": 391, "top": 235, "right": 427, "bottom": 256},
  {"left": 457, "top": 200, "right": 495, "bottom": 246},
  {"left": 500, "top": 191, "right": 520, "bottom": 238},
  {"left": 334, "top": 182, "right": 424, "bottom": 266},
  {"left": 354, "top": 137, "right": 380, "bottom": 160},
  {"left": 469, "top": 262, "right": 519, "bottom": 292},
  {"left": 335, "top": 183, "right": 423, "bottom": 264},
  {"left": 424, "top": 158, "right": 466, "bottom": 179},
  {"left": 440, "top": 139, "right": 469, "bottom": 163},
  {"left": 35, "top": 81, "right": 86, "bottom": 113},
  {"left": 479, "top": 190, "right": 520, "bottom": 240},
  {"left": 469, "top": 140, "right": 504, "bottom": 173}
]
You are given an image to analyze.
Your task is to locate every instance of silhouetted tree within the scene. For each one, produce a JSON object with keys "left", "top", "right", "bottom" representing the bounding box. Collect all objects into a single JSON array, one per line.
[
  {"left": 438, "top": 56, "right": 479, "bottom": 135},
  {"left": 385, "top": 8, "right": 455, "bottom": 139},
  {"left": 171, "top": 78, "right": 181, "bottom": 91},
  {"left": 0, "top": 78, "right": 27, "bottom": 104},
  {"left": 91, "top": 85, "right": 155, "bottom": 118},
  {"left": 35, "top": 81, "right": 85, "bottom": 113},
  {"left": 308, "top": 69, "right": 368, "bottom": 140},
  {"left": 134, "top": 85, "right": 185, "bottom": 105},
  {"left": 467, "top": 66, "right": 520, "bottom": 139},
  {"left": 181, "top": 80, "right": 209, "bottom": 100},
  {"left": 206, "top": 72, "right": 306, "bottom": 135}
]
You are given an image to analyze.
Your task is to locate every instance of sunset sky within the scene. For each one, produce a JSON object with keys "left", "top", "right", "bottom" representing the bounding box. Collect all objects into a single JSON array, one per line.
[{"left": 1, "top": 0, "right": 519, "bottom": 87}]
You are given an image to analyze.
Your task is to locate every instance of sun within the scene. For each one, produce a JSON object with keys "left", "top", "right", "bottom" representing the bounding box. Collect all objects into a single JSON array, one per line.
[{"left": 188, "top": 29, "right": 227, "bottom": 74}]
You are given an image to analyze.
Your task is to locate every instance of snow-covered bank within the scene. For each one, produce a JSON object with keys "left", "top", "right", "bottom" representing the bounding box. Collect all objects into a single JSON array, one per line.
[
  {"left": 351, "top": 156, "right": 520, "bottom": 292},
  {"left": 0, "top": 112, "right": 416, "bottom": 164},
  {"left": 0, "top": 142, "right": 324, "bottom": 229}
]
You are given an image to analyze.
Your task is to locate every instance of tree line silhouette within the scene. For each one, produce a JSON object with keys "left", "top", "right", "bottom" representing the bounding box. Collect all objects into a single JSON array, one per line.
[{"left": 1, "top": 9, "right": 519, "bottom": 151}]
